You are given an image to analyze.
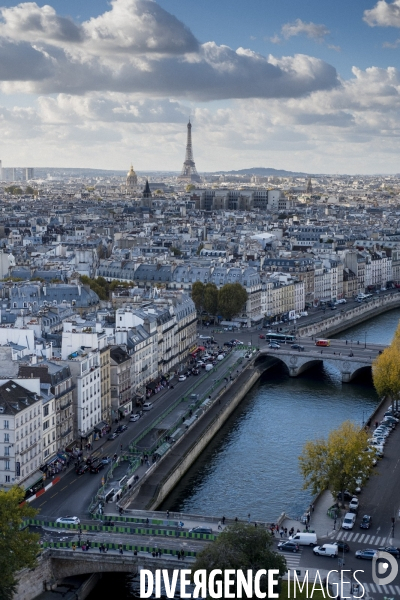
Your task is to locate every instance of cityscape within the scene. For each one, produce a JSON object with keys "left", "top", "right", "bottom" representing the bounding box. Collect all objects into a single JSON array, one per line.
[{"left": 1, "top": 1, "right": 400, "bottom": 600}]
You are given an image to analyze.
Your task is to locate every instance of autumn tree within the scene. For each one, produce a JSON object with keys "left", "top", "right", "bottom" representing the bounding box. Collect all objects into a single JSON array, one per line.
[
  {"left": 193, "top": 523, "right": 286, "bottom": 598},
  {"left": 0, "top": 486, "right": 40, "bottom": 599},
  {"left": 217, "top": 283, "right": 248, "bottom": 320},
  {"left": 373, "top": 337, "right": 400, "bottom": 411},
  {"left": 299, "top": 421, "right": 373, "bottom": 506}
]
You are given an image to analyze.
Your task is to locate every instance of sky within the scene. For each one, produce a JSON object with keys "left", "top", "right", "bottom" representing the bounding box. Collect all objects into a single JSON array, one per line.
[{"left": 1, "top": 0, "right": 400, "bottom": 174}]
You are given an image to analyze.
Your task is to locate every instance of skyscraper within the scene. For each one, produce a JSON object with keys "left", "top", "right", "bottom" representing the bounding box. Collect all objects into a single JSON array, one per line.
[
  {"left": 177, "top": 120, "right": 201, "bottom": 183},
  {"left": 25, "top": 168, "right": 34, "bottom": 181}
]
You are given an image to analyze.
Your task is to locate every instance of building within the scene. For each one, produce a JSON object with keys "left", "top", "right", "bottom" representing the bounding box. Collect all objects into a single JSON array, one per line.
[
  {"left": 126, "top": 165, "right": 138, "bottom": 193},
  {"left": 110, "top": 346, "right": 132, "bottom": 419},
  {"left": 25, "top": 168, "right": 34, "bottom": 181},
  {"left": 100, "top": 347, "right": 112, "bottom": 424},
  {"left": 0, "top": 378, "right": 43, "bottom": 492}
]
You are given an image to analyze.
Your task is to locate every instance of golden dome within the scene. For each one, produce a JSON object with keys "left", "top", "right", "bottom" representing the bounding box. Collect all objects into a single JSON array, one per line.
[{"left": 127, "top": 164, "right": 136, "bottom": 177}]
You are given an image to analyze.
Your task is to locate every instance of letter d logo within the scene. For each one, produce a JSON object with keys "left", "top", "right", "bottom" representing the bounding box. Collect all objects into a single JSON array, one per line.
[{"left": 372, "top": 551, "right": 399, "bottom": 586}]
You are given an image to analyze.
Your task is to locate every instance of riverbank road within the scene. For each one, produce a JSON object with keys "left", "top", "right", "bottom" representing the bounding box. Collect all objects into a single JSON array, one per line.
[{"left": 29, "top": 347, "right": 246, "bottom": 518}]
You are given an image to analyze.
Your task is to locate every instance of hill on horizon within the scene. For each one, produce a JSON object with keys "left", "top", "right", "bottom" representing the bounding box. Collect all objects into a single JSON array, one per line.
[{"left": 214, "top": 167, "right": 311, "bottom": 177}]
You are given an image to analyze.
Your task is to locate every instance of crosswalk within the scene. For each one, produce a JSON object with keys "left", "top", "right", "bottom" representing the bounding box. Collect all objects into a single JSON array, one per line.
[
  {"left": 362, "top": 581, "right": 400, "bottom": 598},
  {"left": 332, "top": 531, "right": 389, "bottom": 546},
  {"left": 282, "top": 550, "right": 302, "bottom": 569}
]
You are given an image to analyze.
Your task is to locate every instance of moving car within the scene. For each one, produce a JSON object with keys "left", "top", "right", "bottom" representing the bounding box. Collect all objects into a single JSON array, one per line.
[
  {"left": 377, "top": 546, "right": 400, "bottom": 558},
  {"left": 90, "top": 460, "right": 104, "bottom": 474},
  {"left": 76, "top": 463, "right": 89, "bottom": 475},
  {"left": 115, "top": 424, "right": 127, "bottom": 433},
  {"left": 269, "top": 342, "right": 280, "bottom": 349},
  {"left": 355, "top": 549, "right": 377, "bottom": 560},
  {"left": 349, "top": 497, "right": 359, "bottom": 511},
  {"left": 313, "top": 544, "right": 338, "bottom": 558},
  {"left": 291, "top": 344, "right": 305, "bottom": 351},
  {"left": 108, "top": 432, "right": 118, "bottom": 440},
  {"left": 259, "top": 334, "right": 265, "bottom": 339},
  {"left": 334, "top": 541, "right": 350, "bottom": 553},
  {"left": 142, "top": 402, "right": 153, "bottom": 411},
  {"left": 56, "top": 516, "right": 80, "bottom": 525},
  {"left": 130, "top": 413, "right": 141, "bottom": 422},
  {"left": 277, "top": 541, "right": 299, "bottom": 553},
  {"left": 360, "top": 515, "right": 371, "bottom": 529},
  {"left": 178, "top": 374, "right": 187, "bottom": 382},
  {"left": 101, "top": 456, "right": 112, "bottom": 464},
  {"left": 189, "top": 526, "right": 213, "bottom": 534}
]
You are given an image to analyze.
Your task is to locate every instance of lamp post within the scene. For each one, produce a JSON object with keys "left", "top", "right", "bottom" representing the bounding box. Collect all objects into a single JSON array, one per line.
[{"left": 364, "top": 332, "right": 367, "bottom": 349}]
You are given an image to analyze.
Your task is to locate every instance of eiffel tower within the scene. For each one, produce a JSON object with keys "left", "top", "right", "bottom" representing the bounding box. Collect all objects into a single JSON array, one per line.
[{"left": 177, "top": 119, "right": 201, "bottom": 183}]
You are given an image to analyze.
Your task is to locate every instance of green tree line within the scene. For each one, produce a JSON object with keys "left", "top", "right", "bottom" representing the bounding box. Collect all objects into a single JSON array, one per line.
[
  {"left": 80, "top": 276, "right": 133, "bottom": 301},
  {"left": 191, "top": 281, "right": 248, "bottom": 321}
]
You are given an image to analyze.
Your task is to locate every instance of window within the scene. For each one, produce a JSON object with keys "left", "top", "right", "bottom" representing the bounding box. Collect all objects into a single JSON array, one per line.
[
  {"left": 43, "top": 405, "right": 49, "bottom": 417},
  {"left": 5, "top": 475, "right": 10, "bottom": 483},
  {"left": 4, "top": 434, "right": 9, "bottom": 443},
  {"left": 4, "top": 447, "right": 9, "bottom": 456},
  {"left": 5, "top": 461, "right": 10, "bottom": 470},
  {"left": 4, "top": 420, "right": 9, "bottom": 429},
  {"left": 43, "top": 421, "right": 49, "bottom": 431}
]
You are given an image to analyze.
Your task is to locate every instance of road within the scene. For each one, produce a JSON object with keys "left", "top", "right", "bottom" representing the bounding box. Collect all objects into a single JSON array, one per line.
[
  {"left": 29, "top": 348, "right": 243, "bottom": 519},
  {"left": 260, "top": 336, "right": 384, "bottom": 362}
]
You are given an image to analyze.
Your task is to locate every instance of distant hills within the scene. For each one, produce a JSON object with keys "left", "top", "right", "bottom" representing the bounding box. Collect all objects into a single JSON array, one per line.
[{"left": 213, "top": 167, "right": 310, "bottom": 177}]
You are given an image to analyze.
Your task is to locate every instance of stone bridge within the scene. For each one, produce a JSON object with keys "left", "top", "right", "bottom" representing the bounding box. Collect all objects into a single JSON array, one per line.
[
  {"left": 256, "top": 347, "right": 378, "bottom": 382},
  {"left": 17, "top": 549, "right": 197, "bottom": 600}
]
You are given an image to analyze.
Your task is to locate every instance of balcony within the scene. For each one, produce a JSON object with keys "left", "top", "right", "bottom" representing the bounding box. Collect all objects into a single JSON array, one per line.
[
  {"left": 60, "top": 398, "right": 72, "bottom": 411},
  {"left": 20, "top": 441, "right": 38, "bottom": 455},
  {"left": 61, "top": 427, "right": 73, "bottom": 438},
  {"left": 55, "top": 385, "right": 76, "bottom": 400}
]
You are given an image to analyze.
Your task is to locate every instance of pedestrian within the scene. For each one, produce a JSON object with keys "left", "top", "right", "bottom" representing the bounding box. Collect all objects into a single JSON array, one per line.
[
  {"left": 333, "top": 519, "right": 336, "bottom": 531},
  {"left": 181, "top": 549, "right": 184, "bottom": 558},
  {"left": 284, "top": 527, "right": 287, "bottom": 537},
  {"left": 177, "top": 551, "right": 180, "bottom": 560},
  {"left": 167, "top": 510, "right": 170, "bottom": 519},
  {"left": 218, "top": 520, "right": 222, "bottom": 530},
  {"left": 311, "top": 504, "right": 315, "bottom": 512},
  {"left": 248, "top": 513, "right": 251, "bottom": 523},
  {"left": 146, "top": 518, "right": 149, "bottom": 525},
  {"left": 222, "top": 516, "right": 225, "bottom": 525},
  {"left": 280, "top": 529, "right": 284, "bottom": 538},
  {"left": 119, "top": 544, "right": 123, "bottom": 555},
  {"left": 235, "top": 517, "right": 238, "bottom": 522},
  {"left": 254, "top": 522, "right": 257, "bottom": 527}
]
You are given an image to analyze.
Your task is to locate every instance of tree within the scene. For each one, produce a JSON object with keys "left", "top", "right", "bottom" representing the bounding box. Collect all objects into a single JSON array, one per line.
[
  {"left": 373, "top": 333, "right": 400, "bottom": 411},
  {"left": 25, "top": 186, "right": 35, "bottom": 195},
  {"left": 203, "top": 283, "right": 218, "bottom": 317},
  {"left": 196, "top": 243, "right": 204, "bottom": 255},
  {"left": 191, "top": 281, "right": 205, "bottom": 314},
  {"left": 0, "top": 486, "right": 40, "bottom": 599},
  {"left": 299, "top": 421, "right": 373, "bottom": 506},
  {"left": 170, "top": 246, "right": 183, "bottom": 257},
  {"left": 186, "top": 184, "right": 196, "bottom": 192},
  {"left": 217, "top": 283, "right": 248, "bottom": 320},
  {"left": 193, "top": 523, "right": 286, "bottom": 598}
]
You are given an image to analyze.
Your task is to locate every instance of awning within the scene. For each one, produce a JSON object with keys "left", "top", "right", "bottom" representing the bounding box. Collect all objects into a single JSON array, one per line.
[
  {"left": 23, "top": 471, "right": 44, "bottom": 492},
  {"left": 220, "top": 321, "right": 241, "bottom": 327},
  {"left": 147, "top": 381, "right": 159, "bottom": 390},
  {"left": 251, "top": 315, "right": 264, "bottom": 322},
  {"left": 154, "top": 442, "right": 171, "bottom": 457},
  {"left": 80, "top": 429, "right": 93, "bottom": 439}
]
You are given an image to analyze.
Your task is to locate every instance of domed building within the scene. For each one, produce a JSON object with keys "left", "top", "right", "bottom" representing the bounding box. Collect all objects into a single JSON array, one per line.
[{"left": 126, "top": 164, "right": 138, "bottom": 193}]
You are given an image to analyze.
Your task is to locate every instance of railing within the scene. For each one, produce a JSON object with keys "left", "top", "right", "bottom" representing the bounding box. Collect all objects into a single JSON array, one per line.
[
  {"left": 61, "top": 427, "right": 73, "bottom": 438},
  {"left": 60, "top": 398, "right": 73, "bottom": 411},
  {"left": 55, "top": 385, "right": 76, "bottom": 400}
]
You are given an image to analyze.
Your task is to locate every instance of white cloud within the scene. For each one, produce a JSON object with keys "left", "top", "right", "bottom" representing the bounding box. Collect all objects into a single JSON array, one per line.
[
  {"left": 281, "top": 19, "right": 330, "bottom": 42},
  {"left": 364, "top": 0, "right": 400, "bottom": 27},
  {"left": 0, "top": 0, "right": 339, "bottom": 100}
]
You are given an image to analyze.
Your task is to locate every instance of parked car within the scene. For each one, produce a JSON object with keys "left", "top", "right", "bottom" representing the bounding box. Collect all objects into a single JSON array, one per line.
[
  {"left": 178, "top": 375, "right": 186, "bottom": 382},
  {"left": 90, "top": 460, "right": 104, "bottom": 474},
  {"left": 142, "top": 402, "right": 153, "bottom": 411},
  {"left": 192, "top": 369, "right": 199, "bottom": 375},
  {"left": 349, "top": 497, "right": 359, "bottom": 512},
  {"left": 355, "top": 549, "right": 377, "bottom": 560},
  {"left": 130, "top": 413, "right": 141, "bottom": 422},
  {"left": 108, "top": 432, "right": 118, "bottom": 440},
  {"left": 115, "top": 425, "right": 127, "bottom": 433},
  {"left": 360, "top": 515, "right": 371, "bottom": 529},
  {"left": 277, "top": 541, "right": 299, "bottom": 553},
  {"left": 217, "top": 354, "right": 224, "bottom": 361},
  {"left": 56, "top": 516, "right": 80, "bottom": 525}
]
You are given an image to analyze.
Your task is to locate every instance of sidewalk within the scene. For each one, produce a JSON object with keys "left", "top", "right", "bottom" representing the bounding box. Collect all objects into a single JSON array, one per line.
[{"left": 281, "top": 490, "right": 337, "bottom": 539}]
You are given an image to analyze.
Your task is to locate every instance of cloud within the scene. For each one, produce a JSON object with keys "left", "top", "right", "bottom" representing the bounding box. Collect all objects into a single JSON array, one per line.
[
  {"left": 383, "top": 38, "right": 400, "bottom": 46},
  {"left": 364, "top": 0, "right": 400, "bottom": 27},
  {"left": 0, "top": 0, "right": 340, "bottom": 101},
  {"left": 281, "top": 19, "right": 330, "bottom": 42}
]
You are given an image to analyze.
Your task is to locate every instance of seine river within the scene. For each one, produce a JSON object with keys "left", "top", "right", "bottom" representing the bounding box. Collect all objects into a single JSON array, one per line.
[{"left": 87, "top": 308, "right": 400, "bottom": 598}]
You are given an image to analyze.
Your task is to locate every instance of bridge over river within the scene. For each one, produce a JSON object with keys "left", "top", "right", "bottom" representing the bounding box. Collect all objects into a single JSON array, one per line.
[{"left": 257, "top": 336, "right": 385, "bottom": 382}]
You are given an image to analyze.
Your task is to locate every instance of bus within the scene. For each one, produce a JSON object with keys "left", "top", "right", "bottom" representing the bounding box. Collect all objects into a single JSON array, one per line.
[
  {"left": 265, "top": 333, "right": 295, "bottom": 343},
  {"left": 315, "top": 339, "right": 330, "bottom": 347}
]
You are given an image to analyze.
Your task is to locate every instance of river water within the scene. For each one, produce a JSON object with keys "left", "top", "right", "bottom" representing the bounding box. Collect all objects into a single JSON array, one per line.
[{"left": 86, "top": 308, "right": 400, "bottom": 598}]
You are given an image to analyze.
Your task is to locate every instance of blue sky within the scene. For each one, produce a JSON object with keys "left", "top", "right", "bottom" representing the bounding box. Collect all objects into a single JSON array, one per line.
[{"left": 1, "top": 0, "right": 400, "bottom": 173}]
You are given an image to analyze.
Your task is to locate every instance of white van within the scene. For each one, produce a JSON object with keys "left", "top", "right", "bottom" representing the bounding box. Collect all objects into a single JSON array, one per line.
[
  {"left": 289, "top": 532, "right": 317, "bottom": 546},
  {"left": 205, "top": 364, "right": 213, "bottom": 372},
  {"left": 142, "top": 402, "right": 153, "bottom": 411},
  {"left": 313, "top": 544, "right": 338, "bottom": 558},
  {"left": 342, "top": 512, "right": 356, "bottom": 529}
]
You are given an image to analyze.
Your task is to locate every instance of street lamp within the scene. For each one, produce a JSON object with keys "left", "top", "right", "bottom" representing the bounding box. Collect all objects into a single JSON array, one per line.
[{"left": 364, "top": 332, "right": 367, "bottom": 349}]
